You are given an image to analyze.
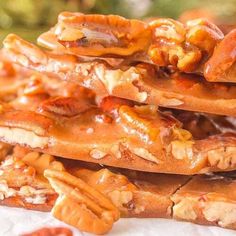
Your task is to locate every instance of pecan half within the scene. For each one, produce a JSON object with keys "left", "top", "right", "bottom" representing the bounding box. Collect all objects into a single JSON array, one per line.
[
  {"left": 118, "top": 105, "right": 159, "bottom": 142},
  {"left": 38, "top": 96, "right": 93, "bottom": 117},
  {"left": 21, "top": 227, "right": 73, "bottom": 236},
  {"left": 38, "top": 11, "right": 151, "bottom": 57},
  {"left": 0, "top": 111, "right": 52, "bottom": 136},
  {"left": 3, "top": 34, "right": 47, "bottom": 65},
  {"left": 44, "top": 169, "right": 120, "bottom": 235}
]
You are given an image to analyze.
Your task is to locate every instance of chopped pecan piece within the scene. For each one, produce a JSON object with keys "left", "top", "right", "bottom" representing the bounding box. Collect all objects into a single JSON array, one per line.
[
  {"left": 207, "top": 146, "right": 236, "bottom": 170},
  {"left": 0, "top": 155, "right": 36, "bottom": 187},
  {"left": 99, "top": 96, "right": 135, "bottom": 114},
  {"left": 44, "top": 169, "right": 120, "bottom": 235}
]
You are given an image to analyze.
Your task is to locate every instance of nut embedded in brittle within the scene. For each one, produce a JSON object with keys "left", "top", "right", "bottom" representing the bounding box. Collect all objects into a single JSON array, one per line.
[
  {"left": 0, "top": 149, "right": 61, "bottom": 208},
  {"left": 38, "top": 96, "right": 93, "bottom": 117},
  {"left": 3, "top": 34, "right": 47, "bottom": 65},
  {"left": 149, "top": 18, "right": 186, "bottom": 43},
  {"left": 148, "top": 18, "right": 201, "bottom": 71},
  {"left": 118, "top": 105, "right": 160, "bottom": 142},
  {"left": 148, "top": 18, "right": 223, "bottom": 72},
  {"left": 172, "top": 175, "right": 236, "bottom": 229},
  {"left": 44, "top": 169, "right": 120, "bottom": 235},
  {"left": 186, "top": 18, "right": 224, "bottom": 54},
  {"left": 40, "top": 11, "right": 151, "bottom": 57},
  {"left": 0, "top": 155, "right": 36, "bottom": 187},
  {"left": 72, "top": 168, "right": 138, "bottom": 212},
  {"left": 170, "top": 127, "right": 194, "bottom": 160},
  {"left": 207, "top": 146, "right": 236, "bottom": 170}
]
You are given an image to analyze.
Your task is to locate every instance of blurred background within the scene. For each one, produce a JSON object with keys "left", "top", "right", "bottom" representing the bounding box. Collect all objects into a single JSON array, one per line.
[{"left": 0, "top": 0, "right": 235, "bottom": 43}]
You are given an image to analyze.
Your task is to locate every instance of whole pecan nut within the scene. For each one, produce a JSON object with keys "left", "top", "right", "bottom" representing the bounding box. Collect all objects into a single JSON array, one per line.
[{"left": 44, "top": 169, "right": 120, "bottom": 235}]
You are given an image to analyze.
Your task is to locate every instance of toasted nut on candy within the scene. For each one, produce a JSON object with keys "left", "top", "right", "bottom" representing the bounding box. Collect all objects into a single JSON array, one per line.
[
  {"left": 38, "top": 96, "right": 92, "bottom": 117},
  {"left": 186, "top": 19, "right": 224, "bottom": 54},
  {"left": 149, "top": 18, "right": 186, "bottom": 43},
  {"left": 148, "top": 18, "right": 223, "bottom": 72},
  {"left": 207, "top": 147, "right": 236, "bottom": 170},
  {"left": 119, "top": 105, "right": 159, "bottom": 142},
  {"left": 58, "top": 27, "right": 85, "bottom": 42},
  {"left": 44, "top": 169, "right": 120, "bottom": 235},
  {"left": 171, "top": 140, "right": 194, "bottom": 160},
  {"left": 3, "top": 34, "right": 47, "bottom": 65},
  {"left": 172, "top": 197, "right": 198, "bottom": 221},
  {"left": 203, "top": 201, "right": 236, "bottom": 228},
  {"left": 51, "top": 12, "right": 151, "bottom": 57}
]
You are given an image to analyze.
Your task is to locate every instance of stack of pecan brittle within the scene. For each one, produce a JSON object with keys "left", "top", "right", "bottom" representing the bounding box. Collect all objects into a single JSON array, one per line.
[{"left": 0, "top": 12, "right": 236, "bottom": 235}]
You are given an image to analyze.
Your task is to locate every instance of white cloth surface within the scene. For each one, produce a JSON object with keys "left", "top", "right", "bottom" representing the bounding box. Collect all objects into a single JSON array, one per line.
[{"left": 0, "top": 206, "right": 235, "bottom": 236}]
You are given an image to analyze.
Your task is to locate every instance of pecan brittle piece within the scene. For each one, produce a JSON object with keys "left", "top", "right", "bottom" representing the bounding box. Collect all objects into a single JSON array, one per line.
[
  {"left": 44, "top": 169, "right": 120, "bottom": 235},
  {"left": 1, "top": 97, "right": 236, "bottom": 174},
  {"left": 0, "top": 150, "right": 59, "bottom": 211},
  {"left": 172, "top": 173, "right": 236, "bottom": 230},
  {"left": 38, "top": 11, "right": 151, "bottom": 57},
  {"left": 35, "top": 12, "right": 228, "bottom": 75},
  {"left": 5, "top": 34, "right": 236, "bottom": 117},
  {"left": 0, "top": 111, "right": 52, "bottom": 149}
]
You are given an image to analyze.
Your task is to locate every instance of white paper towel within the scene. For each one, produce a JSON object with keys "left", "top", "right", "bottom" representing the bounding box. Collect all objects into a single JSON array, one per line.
[{"left": 0, "top": 206, "right": 235, "bottom": 236}]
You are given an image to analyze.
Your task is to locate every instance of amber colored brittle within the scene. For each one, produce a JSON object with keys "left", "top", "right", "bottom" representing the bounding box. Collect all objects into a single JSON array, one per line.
[
  {"left": 1, "top": 150, "right": 236, "bottom": 232},
  {"left": 0, "top": 72, "right": 234, "bottom": 174},
  {"left": 4, "top": 34, "right": 236, "bottom": 117}
]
